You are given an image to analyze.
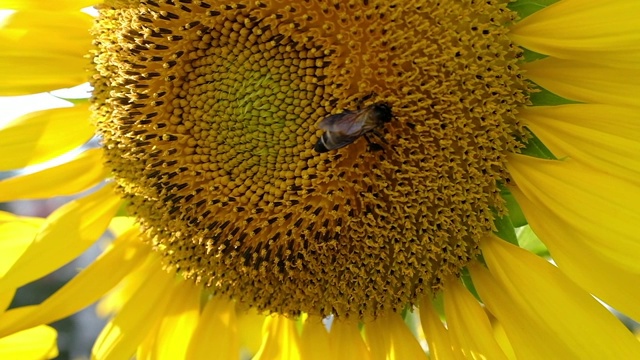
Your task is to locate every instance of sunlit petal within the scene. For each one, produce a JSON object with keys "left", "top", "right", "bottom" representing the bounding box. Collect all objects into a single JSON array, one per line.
[
  {"left": 524, "top": 57, "right": 640, "bottom": 107},
  {"left": 418, "top": 300, "right": 459, "bottom": 360},
  {"left": 0, "top": 103, "right": 94, "bottom": 170},
  {"left": 508, "top": 154, "right": 640, "bottom": 272},
  {"left": 299, "top": 317, "right": 330, "bottom": 360},
  {"left": 186, "top": 296, "right": 239, "bottom": 360},
  {"left": 0, "top": 325, "right": 58, "bottom": 360},
  {"left": 0, "top": 0, "right": 98, "bottom": 10},
  {"left": 107, "top": 216, "right": 136, "bottom": 239},
  {"left": 444, "top": 279, "right": 508, "bottom": 360},
  {"left": 0, "top": 184, "right": 119, "bottom": 291},
  {"left": 0, "top": 214, "right": 42, "bottom": 277},
  {"left": 472, "top": 235, "right": 640, "bottom": 359},
  {"left": 487, "top": 314, "right": 516, "bottom": 360},
  {"left": 364, "top": 313, "right": 427, "bottom": 360},
  {"left": 92, "top": 258, "right": 175, "bottom": 360},
  {"left": 521, "top": 104, "right": 640, "bottom": 185},
  {"left": 139, "top": 281, "right": 200, "bottom": 360},
  {"left": 0, "top": 214, "right": 41, "bottom": 314},
  {"left": 0, "top": 229, "right": 147, "bottom": 337},
  {"left": 328, "top": 320, "right": 371, "bottom": 360},
  {"left": 0, "top": 10, "right": 92, "bottom": 95},
  {"left": 253, "top": 315, "right": 302, "bottom": 360},
  {"left": 509, "top": 154, "right": 640, "bottom": 318},
  {"left": 0, "top": 148, "right": 109, "bottom": 201},
  {"left": 510, "top": 0, "right": 640, "bottom": 69},
  {"left": 236, "top": 308, "right": 265, "bottom": 355},
  {"left": 511, "top": 185, "right": 640, "bottom": 322}
]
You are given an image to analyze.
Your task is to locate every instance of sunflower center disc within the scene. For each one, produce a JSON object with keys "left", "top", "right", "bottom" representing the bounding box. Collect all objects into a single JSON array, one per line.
[{"left": 92, "top": 0, "right": 529, "bottom": 319}]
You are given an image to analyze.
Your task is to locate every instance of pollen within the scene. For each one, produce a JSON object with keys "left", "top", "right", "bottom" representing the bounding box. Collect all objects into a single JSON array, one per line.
[{"left": 91, "top": 0, "right": 529, "bottom": 319}]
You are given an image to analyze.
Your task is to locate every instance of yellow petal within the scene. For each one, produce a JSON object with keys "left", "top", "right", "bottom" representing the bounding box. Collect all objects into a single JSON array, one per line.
[
  {"left": 108, "top": 216, "right": 137, "bottom": 238},
  {"left": 471, "top": 235, "right": 640, "bottom": 359},
  {"left": 0, "top": 103, "right": 94, "bottom": 170},
  {"left": 186, "top": 296, "right": 239, "bottom": 360},
  {"left": 524, "top": 57, "right": 640, "bottom": 107},
  {"left": 0, "top": 216, "right": 38, "bottom": 312},
  {"left": 0, "top": 10, "right": 92, "bottom": 95},
  {"left": 92, "top": 259, "right": 175, "bottom": 360},
  {"left": 363, "top": 313, "right": 427, "bottom": 360},
  {"left": 236, "top": 307, "right": 266, "bottom": 355},
  {"left": 511, "top": 185, "right": 640, "bottom": 322},
  {"left": 520, "top": 104, "right": 640, "bottom": 185},
  {"left": 0, "top": 0, "right": 99, "bottom": 10},
  {"left": 418, "top": 300, "right": 459, "bottom": 360},
  {"left": 253, "top": 315, "right": 302, "bottom": 360},
  {"left": 0, "top": 211, "right": 43, "bottom": 225},
  {"left": 299, "top": 317, "right": 330, "bottom": 360},
  {"left": 0, "top": 215, "right": 42, "bottom": 277},
  {"left": 136, "top": 331, "right": 156, "bottom": 360},
  {"left": 0, "top": 213, "right": 42, "bottom": 312},
  {"left": 139, "top": 281, "right": 200, "bottom": 360},
  {"left": 0, "top": 325, "right": 57, "bottom": 360},
  {"left": 487, "top": 315, "right": 516, "bottom": 360},
  {"left": 443, "top": 279, "right": 508, "bottom": 360},
  {"left": 0, "top": 289, "right": 14, "bottom": 314},
  {"left": 0, "top": 148, "right": 108, "bottom": 201},
  {"left": 507, "top": 155, "right": 640, "bottom": 273},
  {"left": 0, "top": 184, "right": 119, "bottom": 292},
  {"left": 0, "top": 229, "right": 147, "bottom": 337},
  {"left": 96, "top": 238, "right": 156, "bottom": 318},
  {"left": 510, "top": 0, "right": 640, "bottom": 69},
  {"left": 328, "top": 320, "right": 371, "bottom": 360}
]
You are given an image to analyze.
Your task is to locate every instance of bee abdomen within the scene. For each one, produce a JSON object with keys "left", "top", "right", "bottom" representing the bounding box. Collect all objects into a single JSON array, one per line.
[{"left": 314, "top": 135, "right": 330, "bottom": 153}]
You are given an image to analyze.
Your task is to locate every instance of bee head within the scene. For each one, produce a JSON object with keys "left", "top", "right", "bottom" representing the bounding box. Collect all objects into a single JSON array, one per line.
[{"left": 372, "top": 103, "right": 393, "bottom": 123}]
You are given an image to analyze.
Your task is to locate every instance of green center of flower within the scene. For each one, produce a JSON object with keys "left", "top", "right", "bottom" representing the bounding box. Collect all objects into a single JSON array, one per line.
[{"left": 91, "top": 0, "right": 529, "bottom": 319}]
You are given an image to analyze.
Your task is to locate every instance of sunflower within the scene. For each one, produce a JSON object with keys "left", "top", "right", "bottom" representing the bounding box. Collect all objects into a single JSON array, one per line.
[{"left": 1, "top": 0, "right": 639, "bottom": 358}]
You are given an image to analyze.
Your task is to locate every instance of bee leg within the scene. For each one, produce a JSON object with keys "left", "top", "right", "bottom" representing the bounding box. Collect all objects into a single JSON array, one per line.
[
  {"left": 371, "top": 129, "right": 388, "bottom": 143},
  {"left": 367, "top": 130, "right": 399, "bottom": 155},
  {"left": 356, "top": 92, "right": 377, "bottom": 109},
  {"left": 364, "top": 134, "right": 384, "bottom": 152}
]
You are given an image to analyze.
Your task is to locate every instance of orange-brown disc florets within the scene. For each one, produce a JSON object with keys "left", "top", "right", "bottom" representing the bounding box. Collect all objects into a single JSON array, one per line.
[{"left": 91, "top": 0, "right": 528, "bottom": 319}]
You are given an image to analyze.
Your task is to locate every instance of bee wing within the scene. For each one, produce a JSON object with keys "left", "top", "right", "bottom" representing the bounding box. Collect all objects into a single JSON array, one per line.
[
  {"left": 323, "top": 132, "right": 361, "bottom": 151},
  {"left": 317, "top": 109, "right": 367, "bottom": 136}
]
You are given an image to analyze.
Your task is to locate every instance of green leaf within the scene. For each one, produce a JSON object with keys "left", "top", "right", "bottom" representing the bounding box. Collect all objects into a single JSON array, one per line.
[
  {"left": 493, "top": 212, "right": 519, "bottom": 246},
  {"left": 500, "top": 186, "right": 528, "bottom": 227},
  {"left": 115, "top": 201, "right": 131, "bottom": 217},
  {"left": 402, "top": 308, "right": 422, "bottom": 340},
  {"left": 517, "top": 225, "right": 549, "bottom": 256},
  {"left": 522, "top": 48, "right": 548, "bottom": 63},
  {"left": 519, "top": 128, "right": 558, "bottom": 160},
  {"left": 49, "top": 95, "right": 89, "bottom": 106},
  {"left": 401, "top": 305, "right": 411, "bottom": 320},
  {"left": 461, "top": 267, "right": 481, "bottom": 302},
  {"left": 431, "top": 292, "right": 445, "bottom": 319},
  {"left": 529, "top": 86, "right": 581, "bottom": 106},
  {"left": 509, "top": 0, "right": 560, "bottom": 19}
]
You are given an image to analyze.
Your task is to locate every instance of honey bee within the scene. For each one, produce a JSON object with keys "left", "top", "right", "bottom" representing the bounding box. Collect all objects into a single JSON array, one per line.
[{"left": 314, "top": 102, "right": 393, "bottom": 153}]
